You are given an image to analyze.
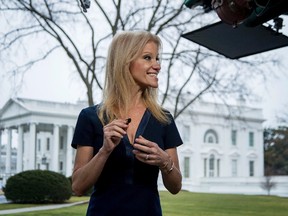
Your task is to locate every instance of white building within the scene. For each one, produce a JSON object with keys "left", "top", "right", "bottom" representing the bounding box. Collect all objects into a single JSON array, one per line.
[
  {"left": 173, "top": 100, "right": 265, "bottom": 194},
  {"left": 0, "top": 97, "right": 287, "bottom": 196},
  {"left": 0, "top": 98, "right": 83, "bottom": 183}
]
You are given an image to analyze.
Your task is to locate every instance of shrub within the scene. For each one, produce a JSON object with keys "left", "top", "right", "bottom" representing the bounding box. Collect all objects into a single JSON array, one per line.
[{"left": 4, "top": 170, "right": 72, "bottom": 203}]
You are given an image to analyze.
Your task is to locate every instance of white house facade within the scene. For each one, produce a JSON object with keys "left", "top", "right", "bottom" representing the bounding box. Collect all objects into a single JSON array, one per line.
[
  {"left": 170, "top": 101, "right": 266, "bottom": 194},
  {"left": 0, "top": 97, "right": 287, "bottom": 196},
  {"left": 0, "top": 98, "right": 83, "bottom": 181}
]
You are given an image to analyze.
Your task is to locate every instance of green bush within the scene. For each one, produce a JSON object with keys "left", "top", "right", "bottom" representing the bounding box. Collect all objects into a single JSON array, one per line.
[{"left": 4, "top": 170, "right": 72, "bottom": 204}]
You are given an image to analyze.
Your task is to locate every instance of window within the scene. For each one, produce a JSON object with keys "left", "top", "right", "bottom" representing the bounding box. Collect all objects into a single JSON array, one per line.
[
  {"left": 204, "top": 155, "right": 220, "bottom": 177},
  {"left": 37, "top": 139, "right": 41, "bottom": 151},
  {"left": 209, "top": 154, "right": 215, "bottom": 177},
  {"left": 249, "top": 132, "right": 254, "bottom": 147},
  {"left": 249, "top": 160, "right": 254, "bottom": 176},
  {"left": 184, "top": 157, "right": 190, "bottom": 178},
  {"left": 46, "top": 138, "right": 50, "bottom": 151},
  {"left": 60, "top": 136, "right": 64, "bottom": 150},
  {"left": 208, "top": 136, "right": 214, "bottom": 143},
  {"left": 231, "top": 130, "right": 237, "bottom": 146},
  {"left": 204, "top": 129, "right": 218, "bottom": 144},
  {"left": 182, "top": 125, "right": 190, "bottom": 142},
  {"left": 60, "top": 161, "right": 63, "bottom": 171},
  {"left": 232, "top": 159, "right": 237, "bottom": 177}
]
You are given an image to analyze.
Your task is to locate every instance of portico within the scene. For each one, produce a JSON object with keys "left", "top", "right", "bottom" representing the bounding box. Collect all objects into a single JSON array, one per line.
[{"left": 0, "top": 98, "right": 85, "bottom": 182}]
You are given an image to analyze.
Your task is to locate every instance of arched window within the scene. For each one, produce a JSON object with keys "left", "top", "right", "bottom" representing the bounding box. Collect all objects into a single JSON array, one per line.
[
  {"left": 204, "top": 129, "right": 218, "bottom": 144},
  {"left": 208, "top": 135, "right": 214, "bottom": 143}
]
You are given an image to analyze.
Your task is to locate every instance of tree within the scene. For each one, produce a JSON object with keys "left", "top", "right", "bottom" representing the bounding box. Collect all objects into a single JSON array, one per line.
[
  {"left": 260, "top": 175, "right": 276, "bottom": 196},
  {"left": 0, "top": 0, "right": 278, "bottom": 118},
  {"left": 264, "top": 126, "right": 288, "bottom": 175}
]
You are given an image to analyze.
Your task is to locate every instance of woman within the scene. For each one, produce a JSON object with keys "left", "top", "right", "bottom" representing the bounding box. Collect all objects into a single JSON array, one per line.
[{"left": 71, "top": 31, "right": 183, "bottom": 216}]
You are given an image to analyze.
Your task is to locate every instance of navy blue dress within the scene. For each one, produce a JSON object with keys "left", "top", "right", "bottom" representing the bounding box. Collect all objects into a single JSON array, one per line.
[{"left": 71, "top": 105, "right": 183, "bottom": 216}]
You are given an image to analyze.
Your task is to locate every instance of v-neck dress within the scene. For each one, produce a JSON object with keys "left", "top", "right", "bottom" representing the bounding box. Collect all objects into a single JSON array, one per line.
[{"left": 71, "top": 105, "right": 183, "bottom": 216}]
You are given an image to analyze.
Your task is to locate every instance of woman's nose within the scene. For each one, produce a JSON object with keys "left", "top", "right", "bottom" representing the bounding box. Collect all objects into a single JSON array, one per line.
[{"left": 153, "top": 61, "right": 161, "bottom": 71}]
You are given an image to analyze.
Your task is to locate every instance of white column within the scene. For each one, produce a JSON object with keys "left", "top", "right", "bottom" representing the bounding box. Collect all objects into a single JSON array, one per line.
[
  {"left": 65, "top": 126, "right": 74, "bottom": 177},
  {"left": 17, "top": 125, "right": 24, "bottom": 173},
  {"left": 28, "top": 123, "right": 36, "bottom": 169},
  {"left": 5, "top": 128, "right": 12, "bottom": 175},
  {"left": 0, "top": 129, "right": 2, "bottom": 170},
  {"left": 239, "top": 128, "right": 247, "bottom": 177},
  {"left": 51, "top": 124, "right": 60, "bottom": 172},
  {"left": 257, "top": 128, "right": 264, "bottom": 177}
]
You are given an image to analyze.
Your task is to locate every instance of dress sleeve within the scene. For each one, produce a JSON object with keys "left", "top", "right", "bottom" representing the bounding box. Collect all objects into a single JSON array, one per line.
[
  {"left": 163, "top": 112, "right": 183, "bottom": 149},
  {"left": 71, "top": 108, "right": 96, "bottom": 149}
]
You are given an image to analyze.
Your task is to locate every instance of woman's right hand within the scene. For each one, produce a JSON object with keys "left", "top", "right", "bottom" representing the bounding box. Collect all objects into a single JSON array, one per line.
[{"left": 102, "top": 119, "right": 129, "bottom": 153}]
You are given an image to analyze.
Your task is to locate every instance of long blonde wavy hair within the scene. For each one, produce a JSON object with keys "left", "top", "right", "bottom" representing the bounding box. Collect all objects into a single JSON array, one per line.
[{"left": 98, "top": 31, "right": 169, "bottom": 125}]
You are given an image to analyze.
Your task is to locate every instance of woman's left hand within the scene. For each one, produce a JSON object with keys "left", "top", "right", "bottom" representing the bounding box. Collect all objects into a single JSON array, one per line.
[
  {"left": 132, "top": 135, "right": 169, "bottom": 167},
  {"left": 133, "top": 136, "right": 182, "bottom": 194}
]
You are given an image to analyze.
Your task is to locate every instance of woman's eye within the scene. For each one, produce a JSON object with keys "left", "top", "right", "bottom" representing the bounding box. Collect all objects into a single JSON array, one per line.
[{"left": 144, "top": 55, "right": 152, "bottom": 60}]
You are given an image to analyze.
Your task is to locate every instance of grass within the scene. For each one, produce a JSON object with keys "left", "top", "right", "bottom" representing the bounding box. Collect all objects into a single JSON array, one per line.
[
  {"left": 160, "top": 191, "right": 288, "bottom": 216},
  {"left": 0, "top": 191, "right": 287, "bottom": 216}
]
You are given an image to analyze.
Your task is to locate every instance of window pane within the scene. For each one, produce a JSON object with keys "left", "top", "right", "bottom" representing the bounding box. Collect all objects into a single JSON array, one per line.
[
  {"left": 60, "top": 161, "right": 63, "bottom": 170},
  {"left": 204, "top": 129, "right": 218, "bottom": 144},
  {"left": 249, "top": 160, "right": 254, "bottom": 176},
  {"left": 231, "top": 130, "right": 237, "bottom": 146},
  {"left": 37, "top": 139, "right": 41, "bottom": 151},
  {"left": 182, "top": 125, "right": 190, "bottom": 142},
  {"left": 249, "top": 132, "right": 254, "bottom": 147},
  {"left": 209, "top": 155, "right": 215, "bottom": 177},
  {"left": 208, "top": 136, "right": 214, "bottom": 143},
  {"left": 60, "top": 136, "right": 64, "bottom": 149},
  {"left": 184, "top": 157, "right": 190, "bottom": 178},
  {"left": 46, "top": 138, "right": 50, "bottom": 151}
]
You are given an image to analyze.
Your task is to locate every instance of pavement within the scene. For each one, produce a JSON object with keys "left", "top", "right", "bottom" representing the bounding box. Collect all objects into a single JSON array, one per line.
[{"left": 0, "top": 200, "right": 89, "bottom": 215}]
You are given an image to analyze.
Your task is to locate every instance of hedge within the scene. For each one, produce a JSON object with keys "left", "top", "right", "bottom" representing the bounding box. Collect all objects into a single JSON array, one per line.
[{"left": 4, "top": 170, "right": 72, "bottom": 203}]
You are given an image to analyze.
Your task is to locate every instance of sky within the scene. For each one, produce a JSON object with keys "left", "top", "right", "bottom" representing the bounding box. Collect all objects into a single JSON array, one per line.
[{"left": 0, "top": 15, "right": 288, "bottom": 128}]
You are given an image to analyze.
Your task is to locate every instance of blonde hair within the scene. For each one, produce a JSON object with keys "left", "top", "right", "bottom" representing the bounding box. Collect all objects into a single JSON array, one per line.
[{"left": 98, "top": 30, "right": 169, "bottom": 125}]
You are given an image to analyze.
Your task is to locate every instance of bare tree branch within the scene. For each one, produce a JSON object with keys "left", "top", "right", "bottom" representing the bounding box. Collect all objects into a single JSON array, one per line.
[{"left": 0, "top": 0, "right": 280, "bottom": 116}]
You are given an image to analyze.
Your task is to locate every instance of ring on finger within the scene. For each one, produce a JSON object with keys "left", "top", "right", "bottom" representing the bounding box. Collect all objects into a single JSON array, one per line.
[{"left": 145, "top": 154, "right": 149, "bottom": 160}]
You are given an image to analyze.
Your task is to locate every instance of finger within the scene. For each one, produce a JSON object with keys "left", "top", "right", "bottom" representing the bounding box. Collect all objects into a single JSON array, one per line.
[
  {"left": 106, "top": 119, "right": 129, "bottom": 128},
  {"left": 107, "top": 127, "right": 126, "bottom": 137},
  {"left": 104, "top": 123, "right": 127, "bottom": 136},
  {"left": 107, "top": 131, "right": 125, "bottom": 139},
  {"left": 134, "top": 153, "right": 156, "bottom": 165},
  {"left": 134, "top": 153, "right": 150, "bottom": 162},
  {"left": 132, "top": 149, "right": 148, "bottom": 156},
  {"left": 134, "top": 136, "right": 153, "bottom": 147},
  {"left": 133, "top": 143, "right": 150, "bottom": 154}
]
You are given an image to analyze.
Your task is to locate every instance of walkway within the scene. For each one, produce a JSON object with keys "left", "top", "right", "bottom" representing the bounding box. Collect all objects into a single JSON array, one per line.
[{"left": 0, "top": 200, "right": 88, "bottom": 215}]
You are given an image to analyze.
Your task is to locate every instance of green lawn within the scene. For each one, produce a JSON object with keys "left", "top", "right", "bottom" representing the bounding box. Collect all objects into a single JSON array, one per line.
[
  {"left": 160, "top": 191, "right": 288, "bottom": 216},
  {"left": 0, "top": 191, "right": 287, "bottom": 216}
]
